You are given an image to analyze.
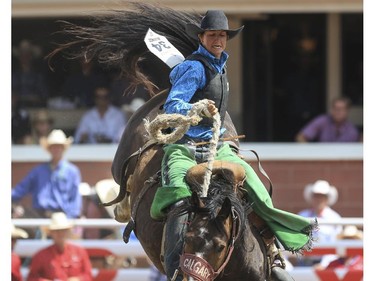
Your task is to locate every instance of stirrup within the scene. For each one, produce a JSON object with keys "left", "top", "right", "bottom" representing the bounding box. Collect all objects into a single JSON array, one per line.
[
  {"left": 271, "top": 249, "right": 286, "bottom": 269},
  {"left": 267, "top": 241, "right": 286, "bottom": 270}
]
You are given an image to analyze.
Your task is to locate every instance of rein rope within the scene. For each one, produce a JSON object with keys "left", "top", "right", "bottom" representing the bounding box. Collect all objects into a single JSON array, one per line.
[{"left": 144, "top": 99, "right": 221, "bottom": 197}]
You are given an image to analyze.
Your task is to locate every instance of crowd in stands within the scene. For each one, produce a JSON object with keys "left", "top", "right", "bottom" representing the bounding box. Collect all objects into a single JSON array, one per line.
[
  {"left": 11, "top": 39, "right": 149, "bottom": 146},
  {"left": 11, "top": 39, "right": 362, "bottom": 146}
]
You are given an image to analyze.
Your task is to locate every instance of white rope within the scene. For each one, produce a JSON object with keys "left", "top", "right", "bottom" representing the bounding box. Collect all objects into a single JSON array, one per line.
[
  {"left": 145, "top": 99, "right": 221, "bottom": 196},
  {"left": 201, "top": 112, "right": 220, "bottom": 196}
]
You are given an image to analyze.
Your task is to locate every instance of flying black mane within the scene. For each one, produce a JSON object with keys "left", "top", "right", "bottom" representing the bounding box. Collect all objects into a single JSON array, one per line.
[
  {"left": 174, "top": 174, "right": 251, "bottom": 239},
  {"left": 47, "top": 1, "right": 201, "bottom": 96}
]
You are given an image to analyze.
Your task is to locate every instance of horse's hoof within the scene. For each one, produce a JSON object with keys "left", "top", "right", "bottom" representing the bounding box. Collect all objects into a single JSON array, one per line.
[{"left": 271, "top": 266, "right": 295, "bottom": 281}]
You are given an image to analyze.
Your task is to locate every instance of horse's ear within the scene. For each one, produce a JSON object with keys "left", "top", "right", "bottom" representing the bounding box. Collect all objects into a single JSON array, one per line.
[
  {"left": 191, "top": 191, "right": 204, "bottom": 208},
  {"left": 217, "top": 197, "right": 232, "bottom": 221}
]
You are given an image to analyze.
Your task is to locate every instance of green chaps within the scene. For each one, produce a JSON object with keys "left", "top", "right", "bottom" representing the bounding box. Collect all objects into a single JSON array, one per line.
[{"left": 150, "top": 143, "right": 315, "bottom": 252}]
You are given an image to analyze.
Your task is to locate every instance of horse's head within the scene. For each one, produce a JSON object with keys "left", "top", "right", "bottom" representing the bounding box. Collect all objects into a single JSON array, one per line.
[{"left": 179, "top": 161, "right": 249, "bottom": 281}]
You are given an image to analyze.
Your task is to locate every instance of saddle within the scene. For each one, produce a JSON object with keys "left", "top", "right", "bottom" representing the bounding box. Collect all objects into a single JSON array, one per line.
[
  {"left": 185, "top": 160, "right": 246, "bottom": 194},
  {"left": 186, "top": 160, "right": 275, "bottom": 244}
]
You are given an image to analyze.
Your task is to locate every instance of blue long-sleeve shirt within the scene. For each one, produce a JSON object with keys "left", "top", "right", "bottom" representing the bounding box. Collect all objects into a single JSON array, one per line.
[
  {"left": 164, "top": 45, "right": 229, "bottom": 140},
  {"left": 12, "top": 159, "right": 82, "bottom": 218}
]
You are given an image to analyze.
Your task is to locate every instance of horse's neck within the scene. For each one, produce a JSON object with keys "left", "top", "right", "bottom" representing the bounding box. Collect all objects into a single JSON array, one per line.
[{"left": 229, "top": 219, "right": 268, "bottom": 278}]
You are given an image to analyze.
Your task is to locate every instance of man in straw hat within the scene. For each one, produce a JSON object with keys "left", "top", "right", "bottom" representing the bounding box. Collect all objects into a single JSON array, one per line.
[
  {"left": 297, "top": 180, "right": 342, "bottom": 267},
  {"left": 27, "top": 212, "right": 92, "bottom": 280},
  {"left": 81, "top": 179, "right": 121, "bottom": 239},
  {"left": 299, "top": 179, "right": 342, "bottom": 243},
  {"left": 12, "top": 224, "right": 29, "bottom": 281},
  {"left": 149, "top": 10, "right": 316, "bottom": 280},
  {"left": 12, "top": 130, "right": 82, "bottom": 221}
]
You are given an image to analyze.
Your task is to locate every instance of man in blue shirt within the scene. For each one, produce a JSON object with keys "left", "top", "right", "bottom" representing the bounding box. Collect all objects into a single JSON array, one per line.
[{"left": 12, "top": 129, "right": 82, "bottom": 219}]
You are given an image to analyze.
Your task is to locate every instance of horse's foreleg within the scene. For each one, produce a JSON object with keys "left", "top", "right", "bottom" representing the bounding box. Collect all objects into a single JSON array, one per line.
[
  {"left": 114, "top": 174, "right": 134, "bottom": 223},
  {"left": 114, "top": 193, "right": 131, "bottom": 223}
]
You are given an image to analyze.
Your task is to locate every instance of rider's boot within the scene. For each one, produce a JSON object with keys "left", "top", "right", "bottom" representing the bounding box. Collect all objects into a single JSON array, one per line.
[
  {"left": 268, "top": 242, "right": 296, "bottom": 281},
  {"left": 249, "top": 212, "right": 295, "bottom": 281},
  {"left": 162, "top": 200, "right": 189, "bottom": 281}
]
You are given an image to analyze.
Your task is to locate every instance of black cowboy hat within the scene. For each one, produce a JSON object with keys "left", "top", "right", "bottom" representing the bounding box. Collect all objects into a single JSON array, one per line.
[{"left": 186, "top": 10, "right": 244, "bottom": 40}]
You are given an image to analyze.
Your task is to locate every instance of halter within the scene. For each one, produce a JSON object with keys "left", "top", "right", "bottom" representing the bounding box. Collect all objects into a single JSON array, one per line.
[{"left": 179, "top": 207, "right": 240, "bottom": 281}]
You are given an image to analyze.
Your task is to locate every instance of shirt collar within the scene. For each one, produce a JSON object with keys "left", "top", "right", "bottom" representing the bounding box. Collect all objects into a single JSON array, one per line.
[
  {"left": 49, "top": 159, "right": 65, "bottom": 170},
  {"left": 196, "top": 44, "right": 229, "bottom": 68}
]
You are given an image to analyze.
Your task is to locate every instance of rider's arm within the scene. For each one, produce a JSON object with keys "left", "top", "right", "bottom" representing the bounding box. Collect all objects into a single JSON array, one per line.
[{"left": 164, "top": 60, "right": 206, "bottom": 115}]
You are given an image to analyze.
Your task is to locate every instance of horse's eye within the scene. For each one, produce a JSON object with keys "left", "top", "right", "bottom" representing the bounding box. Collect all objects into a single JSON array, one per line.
[
  {"left": 216, "top": 243, "right": 226, "bottom": 253},
  {"left": 213, "top": 237, "right": 227, "bottom": 253}
]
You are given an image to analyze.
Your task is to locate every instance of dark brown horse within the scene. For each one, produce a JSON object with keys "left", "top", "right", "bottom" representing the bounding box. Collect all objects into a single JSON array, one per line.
[{"left": 109, "top": 89, "right": 240, "bottom": 272}]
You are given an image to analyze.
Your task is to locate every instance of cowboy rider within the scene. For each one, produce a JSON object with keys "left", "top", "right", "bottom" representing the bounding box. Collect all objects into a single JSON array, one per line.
[{"left": 150, "top": 10, "right": 317, "bottom": 281}]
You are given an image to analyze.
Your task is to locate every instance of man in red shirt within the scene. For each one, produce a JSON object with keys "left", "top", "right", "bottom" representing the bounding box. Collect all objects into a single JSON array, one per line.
[
  {"left": 12, "top": 224, "right": 29, "bottom": 281},
  {"left": 27, "top": 212, "right": 92, "bottom": 281},
  {"left": 325, "top": 225, "right": 363, "bottom": 271}
]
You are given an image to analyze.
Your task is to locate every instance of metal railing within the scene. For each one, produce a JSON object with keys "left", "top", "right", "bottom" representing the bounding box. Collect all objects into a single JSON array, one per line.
[{"left": 12, "top": 217, "right": 364, "bottom": 281}]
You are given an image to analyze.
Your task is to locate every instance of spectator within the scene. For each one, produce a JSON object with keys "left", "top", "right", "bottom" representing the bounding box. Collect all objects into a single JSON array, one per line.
[
  {"left": 12, "top": 92, "right": 32, "bottom": 144},
  {"left": 61, "top": 59, "right": 109, "bottom": 108},
  {"left": 82, "top": 179, "right": 120, "bottom": 239},
  {"left": 27, "top": 109, "right": 54, "bottom": 145},
  {"left": 109, "top": 74, "right": 149, "bottom": 106},
  {"left": 323, "top": 225, "right": 363, "bottom": 270},
  {"left": 12, "top": 224, "right": 29, "bottom": 281},
  {"left": 74, "top": 86, "right": 126, "bottom": 144},
  {"left": 299, "top": 180, "right": 342, "bottom": 242},
  {"left": 122, "top": 97, "right": 146, "bottom": 120},
  {"left": 295, "top": 96, "right": 360, "bottom": 142},
  {"left": 12, "top": 40, "right": 49, "bottom": 108},
  {"left": 79, "top": 179, "right": 138, "bottom": 268},
  {"left": 12, "top": 129, "right": 82, "bottom": 220},
  {"left": 27, "top": 212, "right": 93, "bottom": 281},
  {"left": 116, "top": 97, "right": 146, "bottom": 142},
  {"left": 297, "top": 180, "right": 342, "bottom": 267}
]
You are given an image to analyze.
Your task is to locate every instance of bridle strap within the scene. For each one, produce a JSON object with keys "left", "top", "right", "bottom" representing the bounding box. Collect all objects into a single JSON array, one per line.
[{"left": 212, "top": 207, "right": 239, "bottom": 277}]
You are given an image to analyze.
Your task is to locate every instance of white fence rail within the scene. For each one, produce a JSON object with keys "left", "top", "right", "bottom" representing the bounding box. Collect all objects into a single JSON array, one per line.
[
  {"left": 12, "top": 217, "right": 364, "bottom": 228},
  {"left": 13, "top": 218, "right": 364, "bottom": 281},
  {"left": 19, "top": 267, "right": 363, "bottom": 281}
]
